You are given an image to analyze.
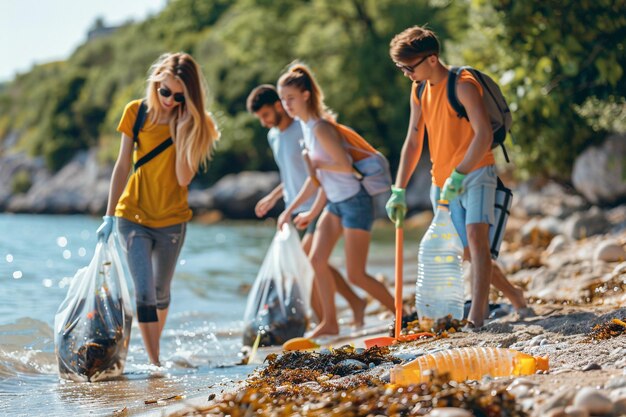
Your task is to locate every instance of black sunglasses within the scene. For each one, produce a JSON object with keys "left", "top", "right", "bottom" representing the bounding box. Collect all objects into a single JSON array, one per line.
[
  {"left": 395, "top": 54, "right": 431, "bottom": 73},
  {"left": 158, "top": 86, "right": 185, "bottom": 103}
]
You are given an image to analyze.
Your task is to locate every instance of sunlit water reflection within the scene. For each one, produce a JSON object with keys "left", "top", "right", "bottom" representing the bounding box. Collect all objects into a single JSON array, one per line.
[{"left": 0, "top": 214, "right": 413, "bottom": 416}]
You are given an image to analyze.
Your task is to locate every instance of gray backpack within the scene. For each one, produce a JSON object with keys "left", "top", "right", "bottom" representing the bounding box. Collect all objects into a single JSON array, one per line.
[{"left": 417, "top": 66, "right": 512, "bottom": 162}]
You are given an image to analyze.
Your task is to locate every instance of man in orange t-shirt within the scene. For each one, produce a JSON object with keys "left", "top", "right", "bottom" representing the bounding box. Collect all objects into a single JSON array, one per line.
[{"left": 386, "top": 25, "right": 529, "bottom": 328}]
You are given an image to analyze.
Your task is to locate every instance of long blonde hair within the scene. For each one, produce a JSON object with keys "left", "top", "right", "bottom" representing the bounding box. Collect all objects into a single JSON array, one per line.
[
  {"left": 277, "top": 62, "right": 335, "bottom": 121},
  {"left": 146, "top": 52, "right": 220, "bottom": 172}
]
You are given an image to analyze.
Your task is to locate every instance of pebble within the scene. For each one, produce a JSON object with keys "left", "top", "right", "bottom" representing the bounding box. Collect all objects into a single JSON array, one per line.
[
  {"left": 582, "top": 363, "right": 602, "bottom": 372},
  {"left": 426, "top": 407, "right": 473, "bottom": 417},
  {"left": 613, "top": 396, "right": 626, "bottom": 415},
  {"left": 507, "top": 383, "right": 532, "bottom": 399},
  {"left": 538, "top": 389, "right": 577, "bottom": 416},
  {"left": 529, "top": 335, "right": 547, "bottom": 347},
  {"left": 572, "top": 387, "right": 613, "bottom": 415},
  {"left": 607, "top": 377, "right": 626, "bottom": 389},
  {"left": 593, "top": 241, "right": 626, "bottom": 262},
  {"left": 507, "top": 377, "right": 538, "bottom": 388},
  {"left": 563, "top": 405, "right": 589, "bottom": 417},
  {"left": 546, "top": 407, "right": 567, "bottom": 417}
]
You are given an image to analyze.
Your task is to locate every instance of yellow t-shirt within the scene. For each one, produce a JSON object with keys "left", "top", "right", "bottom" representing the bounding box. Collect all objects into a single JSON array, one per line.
[
  {"left": 114, "top": 99, "right": 192, "bottom": 227},
  {"left": 413, "top": 70, "right": 495, "bottom": 187}
]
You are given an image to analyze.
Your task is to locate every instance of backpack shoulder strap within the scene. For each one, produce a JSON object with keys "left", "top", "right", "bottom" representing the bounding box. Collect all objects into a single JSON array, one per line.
[
  {"left": 416, "top": 81, "right": 426, "bottom": 102},
  {"left": 447, "top": 66, "right": 469, "bottom": 120},
  {"left": 132, "top": 100, "right": 148, "bottom": 143}
]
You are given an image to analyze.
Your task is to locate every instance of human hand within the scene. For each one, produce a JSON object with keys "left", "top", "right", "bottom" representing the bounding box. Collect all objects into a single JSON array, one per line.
[
  {"left": 96, "top": 216, "right": 115, "bottom": 242},
  {"left": 441, "top": 169, "right": 466, "bottom": 202},
  {"left": 385, "top": 187, "right": 407, "bottom": 227},
  {"left": 293, "top": 211, "right": 313, "bottom": 230},
  {"left": 255, "top": 194, "right": 276, "bottom": 218},
  {"left": 277, "top": 209, "right": 292, "bottom": 230}
]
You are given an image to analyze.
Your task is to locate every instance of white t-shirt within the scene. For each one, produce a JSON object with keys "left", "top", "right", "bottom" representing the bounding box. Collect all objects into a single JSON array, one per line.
[
  {"left": 300, "top": 118, "right": 360, "bottom": 203},
  {"left": 268, "top": 121, "right": 314, "bottom": 213}
]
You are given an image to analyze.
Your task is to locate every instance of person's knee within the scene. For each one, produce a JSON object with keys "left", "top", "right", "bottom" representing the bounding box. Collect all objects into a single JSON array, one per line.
[{"left": 309, "top": 253, "right": 327, "bottom": 271}]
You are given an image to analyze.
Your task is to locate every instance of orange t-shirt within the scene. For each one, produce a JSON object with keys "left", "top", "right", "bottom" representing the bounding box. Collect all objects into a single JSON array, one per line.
[
  {"left": 413, "top": 70, "right": 494, "bottom": 187},
  {"left": 114, "top": 99, "right": 192, "bottom": 228}
]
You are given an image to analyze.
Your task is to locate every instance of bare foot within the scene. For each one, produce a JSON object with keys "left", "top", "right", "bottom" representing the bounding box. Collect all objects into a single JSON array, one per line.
[
  {"left": 308, "top": 322, "right": 339, "bottom": 339},
  {"left": 352, "top": 297, "right": 367, "bottom": 328}
]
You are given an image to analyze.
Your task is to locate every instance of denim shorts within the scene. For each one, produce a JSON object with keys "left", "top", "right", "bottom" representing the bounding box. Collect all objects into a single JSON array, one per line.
[
  {"left": 325, "top": 187, "right": 374, "bottom": 231},
  {"left": 430, "top": 165, "right": 497, "bottom": 250}
]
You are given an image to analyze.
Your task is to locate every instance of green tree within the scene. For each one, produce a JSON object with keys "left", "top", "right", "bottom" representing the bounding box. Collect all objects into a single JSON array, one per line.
[{"left": 458, "top": 0, "right": 626, "bottom": 179}]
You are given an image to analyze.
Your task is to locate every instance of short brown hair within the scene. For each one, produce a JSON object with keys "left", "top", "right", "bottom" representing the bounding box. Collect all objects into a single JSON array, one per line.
[
  {"left": 246, "top": 84, "right": 280, "bottom": 113},
  {"left": 389, "top": 26, "right": 440, "bottom": 62}
]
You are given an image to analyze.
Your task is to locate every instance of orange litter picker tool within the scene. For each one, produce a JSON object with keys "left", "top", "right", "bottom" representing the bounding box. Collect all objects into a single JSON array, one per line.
[{"left": 365, "top": 212, "right": 433, "bottom": 348}]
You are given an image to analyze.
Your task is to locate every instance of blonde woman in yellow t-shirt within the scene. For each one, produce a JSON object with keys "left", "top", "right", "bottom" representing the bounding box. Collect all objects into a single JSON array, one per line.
[{"left": 97, "top": 52, "right": 220, "bottom": 365}]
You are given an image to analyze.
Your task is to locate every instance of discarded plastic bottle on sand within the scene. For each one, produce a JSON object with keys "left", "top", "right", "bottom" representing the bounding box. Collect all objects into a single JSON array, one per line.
[
  {"left": 390, "top": 347, "right": 549, "bottom": 385},
  {"left": 416, "top": 200, "right": 464, "bottom": 326}
]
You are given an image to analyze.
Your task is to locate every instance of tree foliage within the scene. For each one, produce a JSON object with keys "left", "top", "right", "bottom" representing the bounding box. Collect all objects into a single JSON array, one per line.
[
  {"left": 456, "top": 0, "right": 626, "bottom": 178},
  {"left": 0, "top": 0, "right": 623, "bottom": 181}
]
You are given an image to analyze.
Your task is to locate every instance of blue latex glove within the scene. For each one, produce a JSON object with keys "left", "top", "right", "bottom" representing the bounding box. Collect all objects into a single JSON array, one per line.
[
  {"left": 441, "top": 169, "right": 466, "bottom": 202},
  {"left": 385, "top": 186, "right": 407, "bottom": 227},
  {"left": 96, "top": 216, "right": 115, "bottom": 242}
]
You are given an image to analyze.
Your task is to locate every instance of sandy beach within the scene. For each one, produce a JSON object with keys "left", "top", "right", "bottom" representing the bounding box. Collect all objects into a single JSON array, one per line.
[{"left": 127, "top": 182, "right": 626, "bottom": 417}]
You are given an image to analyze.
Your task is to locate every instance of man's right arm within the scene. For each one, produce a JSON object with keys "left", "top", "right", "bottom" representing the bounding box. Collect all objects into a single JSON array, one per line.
[
  {"left": 255, "top": 183, "right": 284, "bottom": 218},
  {"left": 394, "top": 87, "right": 425, "bottom": 188}
]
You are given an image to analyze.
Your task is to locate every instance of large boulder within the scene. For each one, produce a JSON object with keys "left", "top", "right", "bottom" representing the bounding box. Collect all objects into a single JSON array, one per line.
[
  {"left": 211, "top": 171, "right": 281, "bottom": 219},
  {"left": 0, "top": 152, "right": 50, "bottom": 211},
  {"left": 7, "top": 150, "right": 111, "bottom": 214},
  {"left": 572, "top": 134, "right": 626, "bottom": 205},
  {"left": 512, "top": 180, "right": 588, "bottom": 219}
]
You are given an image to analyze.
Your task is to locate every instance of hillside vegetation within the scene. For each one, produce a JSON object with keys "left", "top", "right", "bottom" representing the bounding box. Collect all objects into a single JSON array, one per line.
[{"left": 0, "top": 0, "right": 623, "bottom": 184}]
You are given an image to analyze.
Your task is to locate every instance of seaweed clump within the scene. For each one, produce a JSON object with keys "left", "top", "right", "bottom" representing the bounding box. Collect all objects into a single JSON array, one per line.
[
  {"left": 586, "top": 318, "right": 626, "bottom": 342},
  {"left": 170, "top": 346, "right": 528, "bottom": 417}
]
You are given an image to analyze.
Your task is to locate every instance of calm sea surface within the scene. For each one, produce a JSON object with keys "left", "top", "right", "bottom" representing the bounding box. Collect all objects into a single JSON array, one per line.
[{"left": 0, "top": 214, "right": 416, "bottom": 416}]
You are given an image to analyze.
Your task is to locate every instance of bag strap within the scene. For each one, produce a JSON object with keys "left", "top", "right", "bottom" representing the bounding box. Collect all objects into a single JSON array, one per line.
[
  {"left": 134, "top": 137, "right": 173, "bottom": 171},
  {"left": 132, "top": 100, "right": 148, "bottom": 142},
  {"left": 131, "top": 99, "right": 173, "bottom": 172},
  {"left": 447, "top": 66, "right": 467, "bottom": 119}
]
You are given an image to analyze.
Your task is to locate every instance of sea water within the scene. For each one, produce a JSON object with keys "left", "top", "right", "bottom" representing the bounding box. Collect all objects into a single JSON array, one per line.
[{"left": 0, "top": 214, "right": 406, "bottom": 416}]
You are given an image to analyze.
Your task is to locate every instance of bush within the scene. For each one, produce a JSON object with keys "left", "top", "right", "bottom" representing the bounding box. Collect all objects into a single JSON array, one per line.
[{"left": 11, "top": 169, "right": 32, "bottom": 194}]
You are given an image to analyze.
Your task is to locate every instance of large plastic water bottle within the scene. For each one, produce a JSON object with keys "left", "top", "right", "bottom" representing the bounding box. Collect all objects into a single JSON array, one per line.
[
  {"left": 415, "top": 200, "right": 464, "bottom": 324},
  {"left": 390, "top": 347, "right": 549, "bottom": 385}
]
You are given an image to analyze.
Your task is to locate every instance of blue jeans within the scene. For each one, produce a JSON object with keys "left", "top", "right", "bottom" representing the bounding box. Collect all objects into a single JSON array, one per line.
[
  {"left": 431, "top": 165, "right": 497, "bottom": 252},
  {"left": 325, "top": 187, "right": 374, "bottom": 231}
]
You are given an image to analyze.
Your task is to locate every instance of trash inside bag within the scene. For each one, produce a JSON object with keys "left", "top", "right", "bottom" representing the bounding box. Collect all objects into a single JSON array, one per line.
[
  {"left": 54, "top": 237, "right": 133, "bottom": 382},
  {"left": 242, "top": 224, "right": 314, "bottom": 347}
]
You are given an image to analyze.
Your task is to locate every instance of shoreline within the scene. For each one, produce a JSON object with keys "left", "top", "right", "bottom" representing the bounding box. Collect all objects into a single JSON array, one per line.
[{"left": 137, "top": 194, "right": 626, "bottom": 416}]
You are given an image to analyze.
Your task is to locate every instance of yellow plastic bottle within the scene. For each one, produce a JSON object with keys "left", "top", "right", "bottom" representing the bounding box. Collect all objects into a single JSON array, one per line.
[{"left": 390, "top": 347, "right": 549, "bottom": 385}]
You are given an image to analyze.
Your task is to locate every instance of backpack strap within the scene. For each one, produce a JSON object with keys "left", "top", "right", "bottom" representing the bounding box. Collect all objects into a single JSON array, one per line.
[
  {"left": 447, "top": 66, "right": 468, "bottom": 120},
  {"left": 131, "top": 99, "right": 173, "bottom": 172},
  {"left": 132, "top": 100, "right": 148, "bottom": 143}
]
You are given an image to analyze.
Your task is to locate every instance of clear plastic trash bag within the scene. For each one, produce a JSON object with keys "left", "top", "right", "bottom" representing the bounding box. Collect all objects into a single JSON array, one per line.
[
  {"left": 242, "top": 223, "right": 314, "bottom": 347},
  {"left": 54, "top": 236, "right": 133, "bottom": 382}
]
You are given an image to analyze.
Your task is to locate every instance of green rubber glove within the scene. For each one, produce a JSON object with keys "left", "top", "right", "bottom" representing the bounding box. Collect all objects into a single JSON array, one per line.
[
  {"left": 441, "top": 169, "right": 466, "bottom": 202},
  {"left": 385, "top": 186, "right": 407, "bottom": 227}
]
